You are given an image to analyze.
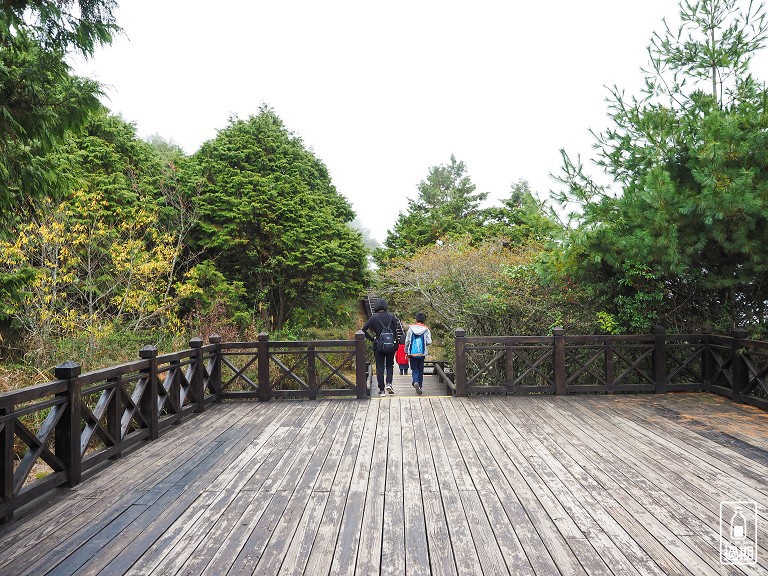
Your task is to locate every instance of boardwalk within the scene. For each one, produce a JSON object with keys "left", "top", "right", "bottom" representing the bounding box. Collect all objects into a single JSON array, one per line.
[{"left": 0, "top": 383, "right": 767, "bottom": 575}]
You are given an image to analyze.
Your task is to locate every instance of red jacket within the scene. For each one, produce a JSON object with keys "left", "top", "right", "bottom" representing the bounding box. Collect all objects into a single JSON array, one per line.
[{"left": 395, "top": 343, "right": 407, "bottom": 365}]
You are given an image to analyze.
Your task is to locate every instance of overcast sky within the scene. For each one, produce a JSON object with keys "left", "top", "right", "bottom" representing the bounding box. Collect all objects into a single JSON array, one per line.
[{"left": 73, "top": 1, "right": 702, "bottom": 242}]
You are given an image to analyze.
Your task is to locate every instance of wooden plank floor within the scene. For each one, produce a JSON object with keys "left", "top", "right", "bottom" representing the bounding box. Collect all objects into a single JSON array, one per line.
[
  {"left": 1, "top": 389, "right": 767, "bottom": 575},
  {"left": 372, "top": 370, "right": 453, "bottom": 397}
]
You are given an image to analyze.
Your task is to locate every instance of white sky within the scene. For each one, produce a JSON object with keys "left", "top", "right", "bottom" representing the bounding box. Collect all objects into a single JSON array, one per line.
[{"left": 72, "top": 1, "right": 701, "bottom": 242}]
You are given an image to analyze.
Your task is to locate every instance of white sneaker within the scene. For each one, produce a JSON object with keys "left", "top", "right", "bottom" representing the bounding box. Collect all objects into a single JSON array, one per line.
[
  {"left": 378, "top": 389, "right": 386, "bottom": 396},
  {"left": 386, "top": 384, "right": 394, "bottom": 394}
]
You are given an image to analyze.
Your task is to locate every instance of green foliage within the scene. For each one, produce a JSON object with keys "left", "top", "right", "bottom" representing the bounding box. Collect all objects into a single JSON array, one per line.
[
  {"left": 0, "top": 267, "right": 32, "bottom": 319},
  {"left": 377, "top": 237, "right": 599, "bottom": 347},
  {"left": 1, "top": 1, "right": 119, "bottom": 57},
  {"left": 481, "top": 180, "right": 562, "bottom": 244},
  {"left": 645, "top": 0, "right": 767, "bottom": 105},
  {"left": 0, "top": 0, "right": 119, "bottom": 222},
  {"left": 46, "top": 327, "right": 182, "bottom": 373},
  {"left": 192, "top": 107, "right": 368, "bottom": 329},
  {"left": 554, "top": 0, "right": 768, "bottom": 335},
  {"left": 376, "top": 161, "right": 560, "bottom": 267},
  {"left": 172, "top": 260, "right": 250, "bottom": 335},
  {"left": 376, "top": 156, "right": 488, "bottom": 263},
  {"left": 0, "top": 113, "right": 193, "bottom": 363},
  {"left": 0, "top": 38, "right": 102, "bottom": 218},
  {"left": 596, "top": 311, "right": 620, "bottom": 335}
]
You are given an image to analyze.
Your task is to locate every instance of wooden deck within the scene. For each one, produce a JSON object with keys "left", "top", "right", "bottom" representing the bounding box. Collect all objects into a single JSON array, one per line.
[{"left": 0, "top": 382, "right": 767, "bottom": 575}]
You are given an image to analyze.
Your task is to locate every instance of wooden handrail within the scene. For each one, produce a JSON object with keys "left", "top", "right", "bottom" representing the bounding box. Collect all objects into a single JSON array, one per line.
[
  {"left": 2, "top": 327, "right": 767, "bottom": 524},
  {"left": 432, "top": 361, "right": 456, "bottom": 394},
  {"left": 458, "top": 329, "right": 768, "bottom": 410}
]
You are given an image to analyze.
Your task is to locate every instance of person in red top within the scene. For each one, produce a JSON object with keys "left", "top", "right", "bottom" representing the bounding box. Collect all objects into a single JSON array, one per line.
[{"left": 395, "top": 343, "right": 408, "bottom": 375}]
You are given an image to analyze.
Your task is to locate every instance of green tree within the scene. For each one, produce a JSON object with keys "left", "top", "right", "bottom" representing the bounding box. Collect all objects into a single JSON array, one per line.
[
  {"left": 646, "top": 0, "right": 767, "bottom": 106},
  {"left": 555, "top": 0, "right": 768, "bottom": 334},
  {"left": 1, "top": 1, "right": 119, "bottom": 56},
  {"left": 192, "top": 107, "right": 367, "bottom": 329},
  {"left": 482, "top": 180, "right": 561, "bottom": 244},
  {"left": 0, "top": 112, "right": 195, "bottom": 360},
  {"left": 376, "top": 155, "right": 488, "bottom": 264},
  {"left": 377, "top": 237, "right": 596, "bottom": 343},
  {"left": 0, "top": 0, "right": 119, "bottom": 220}
]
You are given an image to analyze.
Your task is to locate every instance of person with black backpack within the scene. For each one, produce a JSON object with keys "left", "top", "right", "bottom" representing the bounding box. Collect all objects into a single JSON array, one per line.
[
  {"left": 404, "top": 312, "right": 432, "bottom": 395},
  {"left": 362, "top": 299, "right": 401, "bottom": 396}
]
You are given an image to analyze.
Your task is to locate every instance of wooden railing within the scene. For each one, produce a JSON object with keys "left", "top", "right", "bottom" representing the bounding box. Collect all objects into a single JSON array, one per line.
[
  {"left": 454, "top": 327, "right": 768, "bottom": 411},
  {"left": 0, "top": 332, "right": 368, "bottom": 523},
  {"left": 216, "top": 333, "right": 367, "bottom": 401},
  {"left": 430, "top": 361, "right": 456, "bottom": 395},
  {"left": 3, "top": 326, "right": 766, "bottom": 524}
]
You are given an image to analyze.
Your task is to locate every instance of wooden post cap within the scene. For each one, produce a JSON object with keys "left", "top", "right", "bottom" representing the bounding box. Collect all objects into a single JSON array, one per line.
[
  {"left": 139, "top": 345, "right": 158, "bottom": 359},
  {"left": 55, "top": 360, "right": 81, "bottom": 380}
]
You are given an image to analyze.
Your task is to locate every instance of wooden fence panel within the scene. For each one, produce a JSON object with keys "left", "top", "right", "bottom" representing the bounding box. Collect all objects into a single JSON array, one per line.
[
  {"left": 708, "top": 335, "right": 736, "bottom": 398},
  {"left": 0, "top": 337, "right": 216, "bottom": 523},
  {"left": 740, "top": 338, "right": 768, "bottom": 411},
  {"left": 1, "top": 327, "right": 765, "bottom": 524},
  {"left": 457, "top": 329, "right": 739, "bottom": 397},
  {"left": 0, "top": 379, "right": 69, "bottom": 522},
  {"left": 664, "top": 335, "right": 707, "bottom": 392}
]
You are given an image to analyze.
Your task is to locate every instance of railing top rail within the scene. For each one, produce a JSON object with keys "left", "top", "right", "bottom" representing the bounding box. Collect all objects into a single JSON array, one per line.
[
  {"left": 220, "top": 339, "right": 357, "bottom": 351},
  {"left": 0, "top": 379, "right": 67, "bottom": 405},
  {"left": 742, "top": 338, "right": 768, "bottom": 351},
  {"left": 563, "top": 334, "right": 655, "bottom": 343},
  {"left": 463, "top": 333, "right": 717, "bottom": 342},
  {"left": 462, "top": 335, "right": 551, "bottom": 344},
  {"left": 75, "top": 359, "right": 152, "bottom": 386},
  {"left": 155, "top": 348, "right": 199, "bottom": 364}
]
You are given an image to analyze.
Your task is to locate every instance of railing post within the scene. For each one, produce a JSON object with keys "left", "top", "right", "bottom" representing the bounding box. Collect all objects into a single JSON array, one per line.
[
  {"left": 307, "top": 344, "right": 317, "bottom": 400},
  {"left": 701, "top": 325, "right": 713, "bottom": 391},
  {"left": 355, "top": 331, "right": 367, "bottom": 399},
  {"left": 653, "top": 325, "right": 667, "bottom": 393},
  {"left": 553, "top": 328, "right": 566, "bottom": 395},
  {"left": 505, "top": 347, "right": 515, "bottom": 393},
  {"left": 731, "top": 328, "right": 749, "bottom": 403},
  {"left": 139, "top": 345, "right": 159, "bottom": 441},
  {"left": 55, "top": 361, "right": 82, "bottom": 488},
  {"left": 168, "top": 355, "right": 180, "bottom": 424},
  {"left": 190, "top": 337, "right": 205, "bottom": 412},
  {"left": 605, "top": 338, "right": 614, "bottom": 394},
  {"left": 107, "top": 377, "right": 121, "bottom": 460},
  {"left": 455, "top": 328, "right": 467, "bottom": 397},
  {"left": 0, "top": 400, "right": 12, "bottom": 523},
  {"left": 208, "top": 334, "right": 222, "bottom": 398},
  {"left": 258, "top": 332, "right": 270, "bottom": 402}
]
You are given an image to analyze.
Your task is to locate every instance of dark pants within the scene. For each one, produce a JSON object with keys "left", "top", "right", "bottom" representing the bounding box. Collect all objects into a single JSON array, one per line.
[
  {"left": 410, "top": 355, "right": 425, "bottom": 385},
  {"left": 374, "top": 348, "right": 395, "bottom": 390}
]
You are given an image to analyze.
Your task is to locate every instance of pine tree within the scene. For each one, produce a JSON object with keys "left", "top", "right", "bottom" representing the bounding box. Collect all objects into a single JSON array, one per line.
[{"left": 555, "top": 0, "right": 768, "bottom": 333}]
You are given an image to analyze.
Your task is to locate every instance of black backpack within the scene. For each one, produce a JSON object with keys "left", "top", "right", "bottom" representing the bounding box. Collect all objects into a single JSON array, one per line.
[{"left": 376, "top": 318, "right": 397, "bottom": 353}]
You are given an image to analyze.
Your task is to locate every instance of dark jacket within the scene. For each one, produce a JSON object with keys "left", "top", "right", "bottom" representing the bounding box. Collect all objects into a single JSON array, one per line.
[{"left": 362, "top": 311, "right": 400, "bottom": 346}]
